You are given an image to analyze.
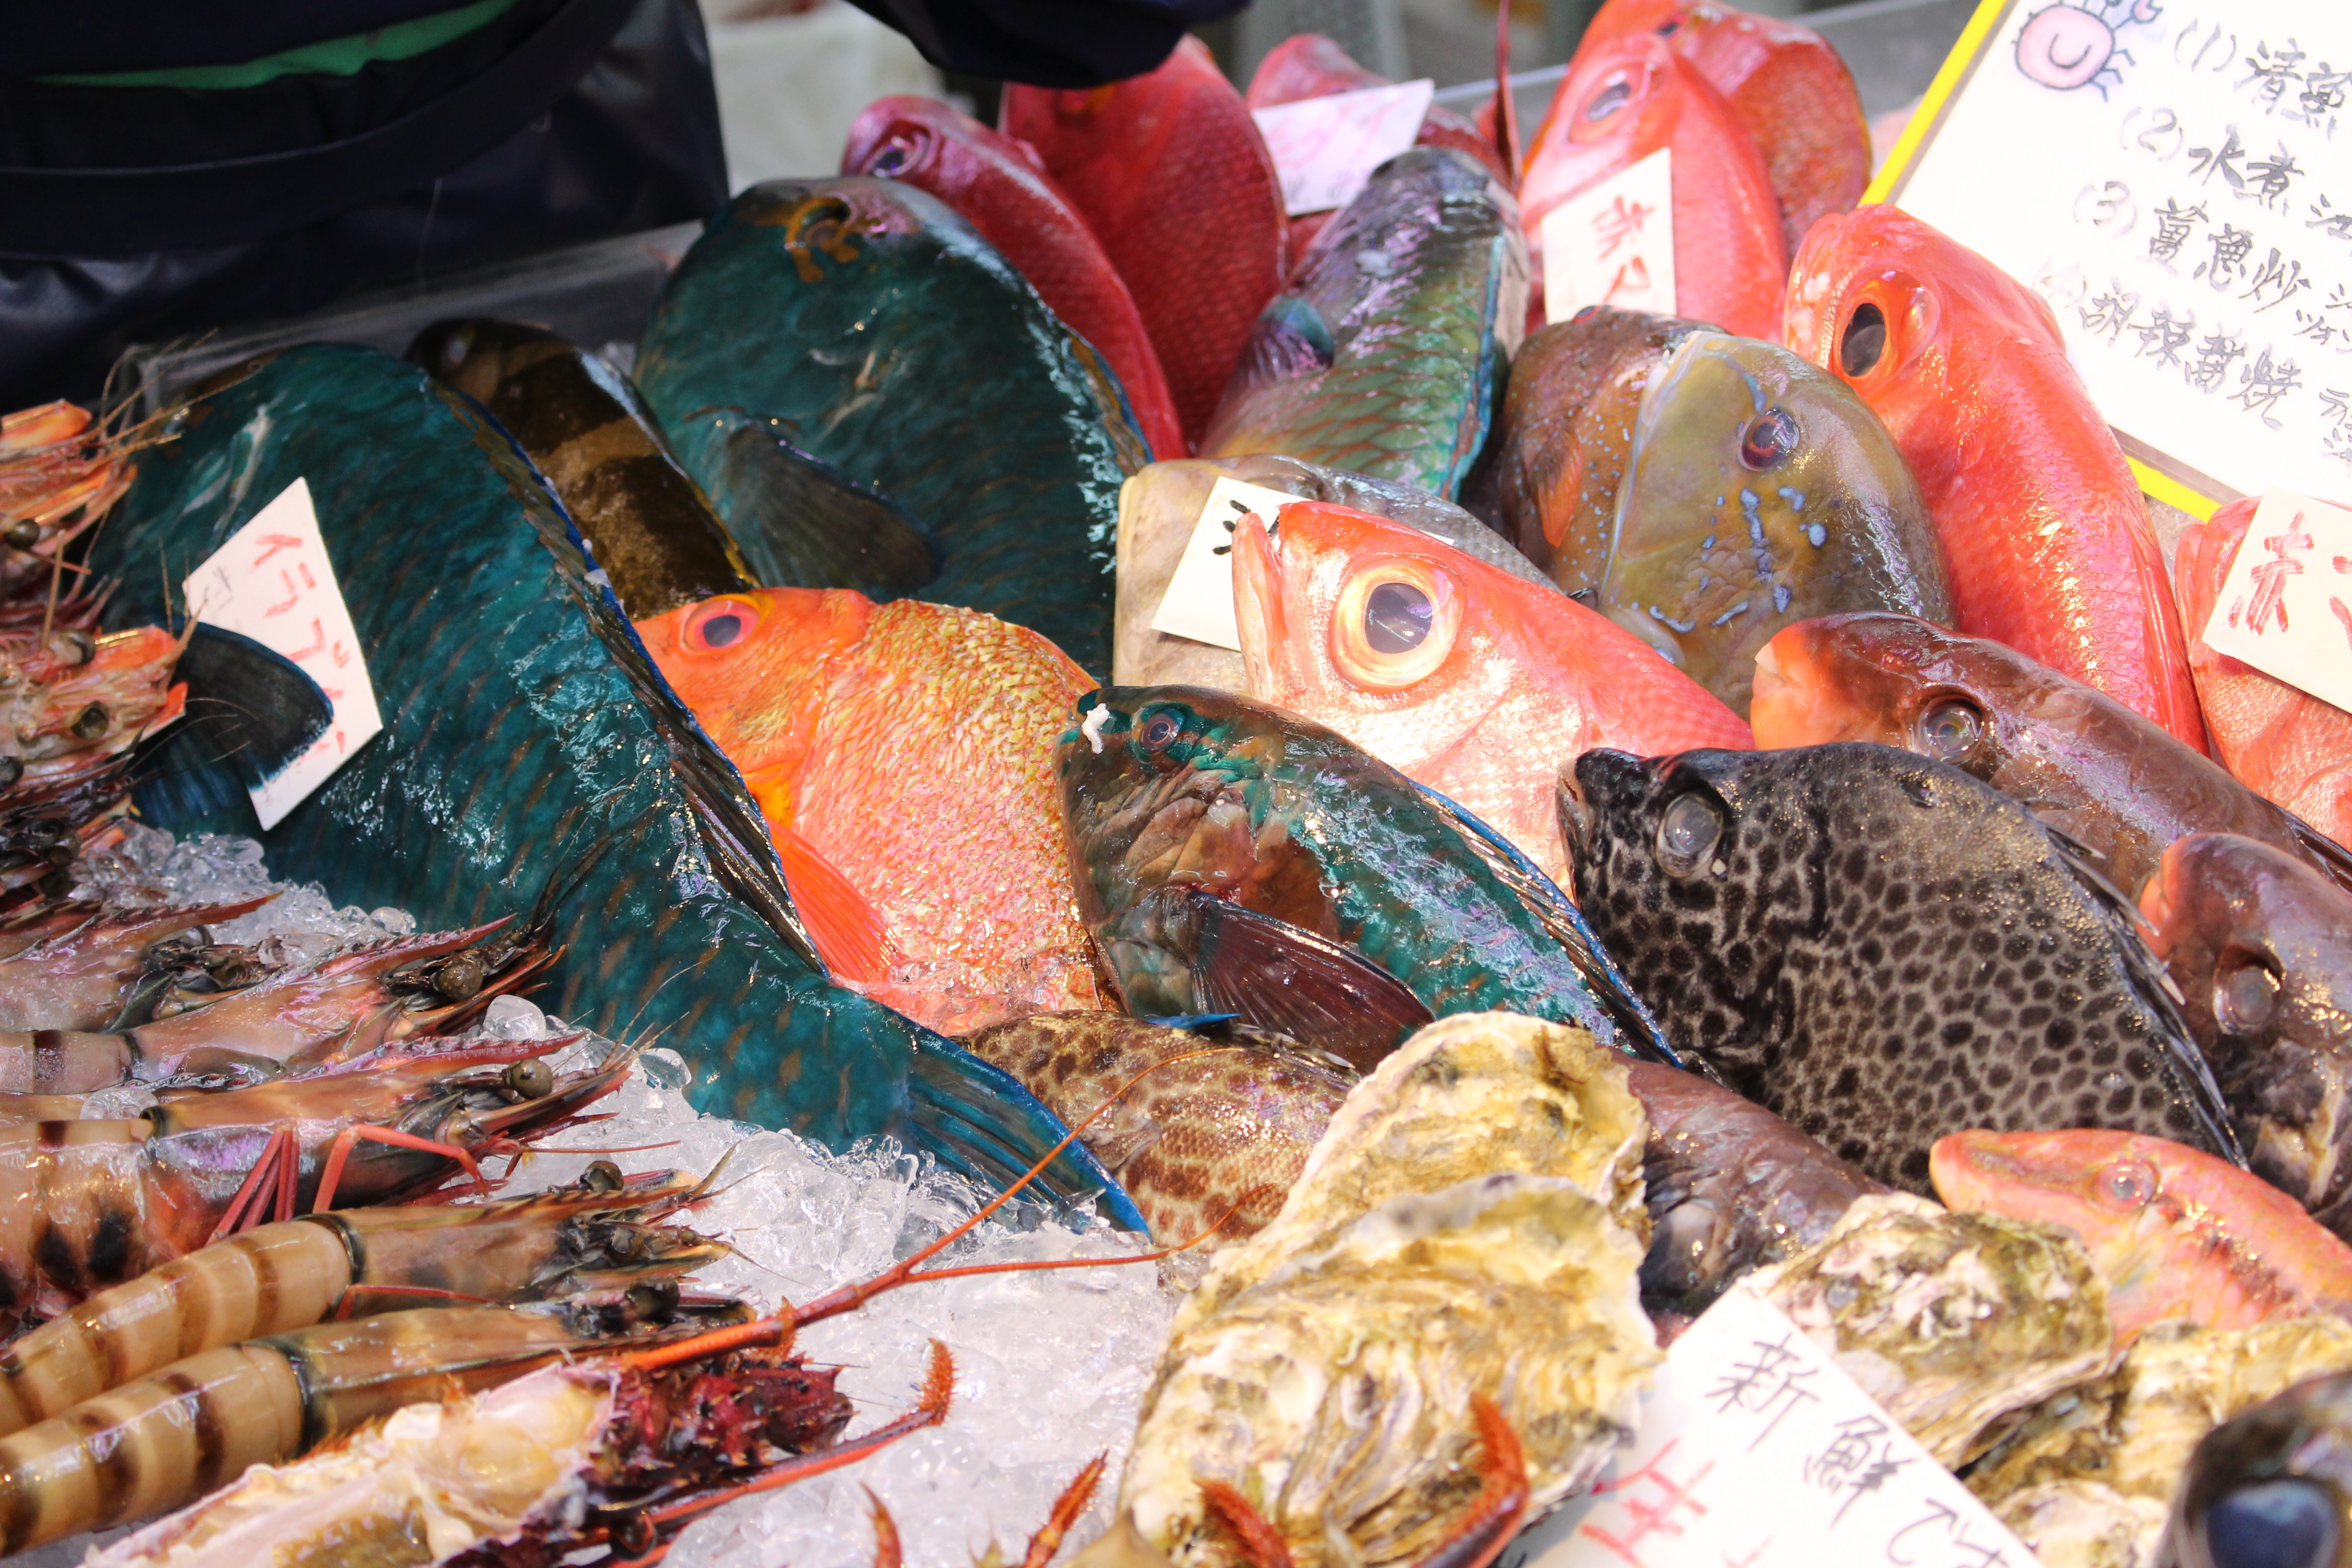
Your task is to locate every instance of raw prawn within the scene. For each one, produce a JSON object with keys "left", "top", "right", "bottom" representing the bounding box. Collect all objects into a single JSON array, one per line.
[
  {"left": 0, "top": 897, "right": 271, "bottom": 1030},
  {"left": 0, "top": 401, "right": 147, "bottom": 606}
]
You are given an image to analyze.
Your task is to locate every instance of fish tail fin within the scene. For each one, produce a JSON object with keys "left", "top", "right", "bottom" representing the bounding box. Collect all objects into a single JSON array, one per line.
[
  {"left": 900, "top": 1030, "right": 1150, "bottom": 1232},
  {"left": 771, "top": 825, "right": 893, "bottom": 984}
]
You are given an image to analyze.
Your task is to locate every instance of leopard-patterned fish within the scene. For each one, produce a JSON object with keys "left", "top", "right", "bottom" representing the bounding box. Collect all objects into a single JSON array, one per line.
[{"left": 1560, "top": 741, "right": 2241, "bottom": 1191}]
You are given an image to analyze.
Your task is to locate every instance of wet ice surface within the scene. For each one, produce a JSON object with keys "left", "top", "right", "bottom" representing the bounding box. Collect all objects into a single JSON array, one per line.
[{"left": 38, "top": 827, "right": 1176, "bottom": 1568}]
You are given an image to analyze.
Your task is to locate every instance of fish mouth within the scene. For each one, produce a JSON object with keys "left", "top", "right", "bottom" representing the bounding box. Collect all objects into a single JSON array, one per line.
[
  {"left": 1926, "top": 1129, "right": 2006, "bottom": 1210},
  {"left": 2137, "top": 842, "right": 2188, "bottom": 958}
]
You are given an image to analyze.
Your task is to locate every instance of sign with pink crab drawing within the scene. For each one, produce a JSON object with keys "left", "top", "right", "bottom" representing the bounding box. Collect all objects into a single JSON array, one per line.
[{"left": 1873, "top": 0, "right": 2352, "bottom": 516}]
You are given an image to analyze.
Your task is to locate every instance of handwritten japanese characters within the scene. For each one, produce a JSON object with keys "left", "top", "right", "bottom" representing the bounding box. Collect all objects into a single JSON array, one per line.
[
  {"left": 1542, "top": 148, "right": 1677, "bottom": 324},
  {"left": 1510, "top": 1293, "right": 2034, "bottom": 1568},
  {"left": 1893, "top": 0, "right": 2352, "bottom": 501},
  {"left": 2203, "top": 489, "right": 2352, "bottom": 715},
  {"left": 181, "top": 479, "right": 383, "bottom": 828},
  {"left": 1150, "top": 476, "right": 1300, "bottom": 651}
]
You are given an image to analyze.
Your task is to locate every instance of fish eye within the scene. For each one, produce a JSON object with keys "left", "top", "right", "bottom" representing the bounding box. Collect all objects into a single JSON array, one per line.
[
  {"left": 1840, "top": 301, "right": 1888, "bottom": 377},
  {"left": 2215, "top": 953, "right": 2283, "bottom": 1034},
  {"left": 1364, "top": 582, "right": 1433, "bottom": 652},
  {"left": 1915, "top": 697, "right": 1985, "bottom": 764},
  {"left": 1656, "top": 792, "right": 1724, "bottom": 876},
  {"left": 2203, "top": 1478, "right": 2340, "bottom": 1568},
  {"left": 2097, "top": 1157, "right": 2158, "bottom": 1211},
  {"left": 867, "top": 134, "right": 923, "bottom": 177},
  {"left": 1332, "top": 562, "right": 1458, "bottom": 691},
  {"left": 1138, "top": 710, "right": 1184, "bottom": 751},
  {"left": 438, "top": 328, "right": 473, "bottom": 371},
  {"left": 1738, "top": 407, "right": 1800, "bottom": 470},
  {"left": 1583, "top": 75, "right": 1634, "bottom": 122},
  {"left": 684, "top": 597, "right": 757, "bottom": 653}
]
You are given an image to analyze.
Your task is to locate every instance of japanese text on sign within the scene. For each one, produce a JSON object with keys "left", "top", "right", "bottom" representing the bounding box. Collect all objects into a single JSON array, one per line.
[
  {"left": 1504, "top": 1292, "right": 2033, "bottom": 1568},
  {"left": 182, "top": 479, "right": 383, "bottom": 830},
  {"left": 1541, "top": 148, "right": 1676, "bottom": 324},
  {"left": 2202, "top": 487, "right": 2352, "bottom": 715},
  {"left": 1149, "top": 477, "right": 1301, "bottom": 652},
  {"left": 1888, "top": 0, "right": 2352, "bottom": 503},
  {"left": 1252, "top": 81, "right": 1437, "bottom": 217}
]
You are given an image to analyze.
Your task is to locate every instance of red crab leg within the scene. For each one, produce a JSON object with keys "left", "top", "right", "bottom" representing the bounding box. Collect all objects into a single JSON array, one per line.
[
  {"left": 312, "top": 1125, "right": 490, "bottom": 1213},
  {"left": 1022, "top": 1453, "right": 1107, "bottom": 1568},
  {"left": 865, "top": 1486, "right": 902, "bottom": 1568}
]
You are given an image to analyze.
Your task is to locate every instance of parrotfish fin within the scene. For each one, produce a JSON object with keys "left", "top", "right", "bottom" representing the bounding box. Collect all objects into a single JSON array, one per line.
[
  {"left": 174, "top": 623, "right": 333, "bottom": 788},
  {"left": 1411, "top": 780, "right": 1690, "bottom": 1071},
  {"left": 770, "top": 827, "right": 892, "bottom": 985},
  {"left": 1233, "top": 295, "right": 1337, "bottom": 387},
  {"left": 899, "top": 1031, "right": 1151, "bottom": 1232},
  {"left": 1174, "top": 887, "right": 1432, "bottom": 1075},
  {"left": 2046, "top": 828, "right": 2247, "bottom": 1169},
  {"left": 2283, "top": 808, "right": 2352, "bottom": 899},
  {"left": 701, "top": 410, "right": 942, "bottom": 599}
]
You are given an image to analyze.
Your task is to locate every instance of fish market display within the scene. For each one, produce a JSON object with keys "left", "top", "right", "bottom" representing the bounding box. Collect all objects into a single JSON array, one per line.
[
  {"left": 637, "top": 585, "right": 1103, "bottom": 1036},
  {"left": 1521, "top": 33, "right": 1785, "bottom": 340},
  {"left": 1737, "top": 1193, "right": 2115, "bottom": 1465},
  {"left": 963, "top": 1010, "right": 1353, "bottom": 1250},
  {"left": 1112, "top": 452, "right": 1550, "bottom": 693},
  {"left": 1564, "top": 742, "right": 2240, "bottom": 1189},
  {"left": 1970, "top": 1316, "right": 2352, "bottom": 1568},
  {"left": 88, "top": 347, "right": 1127, "bottom": 1214},
  {"left": 1231, "top": 499, "right": 1751, "bottom": 881},
  {"left": 1088, "top": 1014, "right": 1659, "bottom": 1568},
  {"left": 1932, "top": 1129, "right": 2352, "bottom": 1347},
  {"left": 1059, "top": 685, "right": 1672, "bottom": 1068},
  {"left": 2141, "top": 834, "right": 2352, "bottom": 1231},
  {"left": 636, "top": 176, "right": 1144, "bottom": 676},
  {"left": 1784, "top": 205, "right": 2207, "bottom": 750},
  {"left": 2172, "top": 496, "right": 2352, "bottom": 849},
  {"left": 1201, "top": 147, "right": 1528, "bottom": 499},
  {"left": 1630, "top": 1058, "right": 1886, "bottom": 1326},
  {"left": 1752, "top": 613, "right": 2342, "bottom": 901},
  {"left": 407, "top": 319, "right": 757, "bottom": 620},
  {"left": 2161, "top": 1362, "right": 2352, "bottom": 1568},
  {"left": 0, "top": 402, "right": 142, "bottom": 605},
  {"left": 1577, "top": 0, "right": 1871, "bottom": 256},
  {"left": 1002, "top": 39, "right": 1289, "bottom": 450},
  {"left": 839, "top": 95, "right": 1187, "bottom": 462}
]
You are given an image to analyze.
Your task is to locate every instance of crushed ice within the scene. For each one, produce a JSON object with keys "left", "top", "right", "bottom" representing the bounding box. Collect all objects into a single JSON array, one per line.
[{"left": 43, "top": 826, "right": 1180, "bottom": 1568}]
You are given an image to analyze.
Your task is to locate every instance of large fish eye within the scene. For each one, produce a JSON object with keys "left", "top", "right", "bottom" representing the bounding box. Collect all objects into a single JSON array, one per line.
[
  {"left": 2215, "top": 953, "right": 2283, "bottom": 1034},
  {"left": 867, "top": 133, "right": 924, "bottom": 177},
  {"left": 2097, "top": 1157, "right": 2158, "bottom": 1211},
  {"left": 1915, "top": 697, "right": 1986, "bottom": 765},
  {"left": 1583, "top": 75, "right": 1635, "bottom": 122},
  {"left": 1656, "top": 792, "right": 1724, "bottom": 876},
  {"left": 1138, "top": 709, "right": 1184, "bottom": 751},
  {"left": 2203, "top": 1478, "right": 2340, "bottom": 1568},
  {"left": 1331, "top": 560, "right": 1458, "bottom": 692},
  {"left": 1840, "top": 302, "right": 1888, "bottom": 377},
  {"left": 1363, "top": 581, "right": 1434, "bottom": 653},
  {"left": 683, "top": 596, "right": 759, "bottom": 654},
  {"left": 1738, "top": 407, "right": 1799, "bottom": 470}
]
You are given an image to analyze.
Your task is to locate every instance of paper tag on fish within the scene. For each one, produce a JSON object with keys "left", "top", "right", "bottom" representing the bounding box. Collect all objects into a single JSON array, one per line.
[
  {"left": 1252, "top": 81, "right": 1436, "bottom": 217},
  {"left": 1540, "top": 147, "right": 1676, "bottom": 324},
  {"left": 182, "top": 479, "right": 383, "bottom": 831},
  {"left": 1505, "top": 1292, "right": 2038, "bottom": 1568},
  {"left": 2200, "top": 490, "right": 2352, "bottom": 717},
  {"left": 1149, "top": 479, "right": 1300, "bottom": 652}
]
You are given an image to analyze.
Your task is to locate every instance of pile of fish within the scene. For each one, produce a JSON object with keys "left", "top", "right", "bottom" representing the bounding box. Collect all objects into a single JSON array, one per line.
[{"left": 6, "top": 0, "right": 2351, "bottom": 1563}]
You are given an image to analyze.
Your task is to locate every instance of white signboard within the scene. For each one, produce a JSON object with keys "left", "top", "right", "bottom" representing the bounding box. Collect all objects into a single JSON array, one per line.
[
  {"left": 1149, "top": 477, "right": 1301, "bottom": 652},
  {"left": 2202, "top": 487, "right": 2352, "bottom": 713},
  {"left": 1252, "top": 81, "right": 1437, "bottom": 216},
  {"left": 182, "top": 480, "right": 382, "bottom": 829},
  {"left": 1541, "top": 148, "right": 1677, "bottom": 324},
  {"left": 1884, "top": 0, "right": 2352, "bottom": 508}
]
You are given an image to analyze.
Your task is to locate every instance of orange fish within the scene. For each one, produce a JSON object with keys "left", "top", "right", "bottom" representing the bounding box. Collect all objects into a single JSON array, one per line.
[
  {"left": 1002, "top": 39, "right": 1289, "bottom": 451},
  {"left": 1577, "top": 0, "right": 1870, "bottom": 258},
  {"left": 636, "top": 588, "right": 1103, "bottom": 1037},
  {"left": 1932, "top": 1127, "right": 2352, "bottom": 1347},
  {"left": 1520, "top": 31, "right": 1787, "bottom": 342},
  {"left": 1230, "top": 498, "right": 1753, "bottom": 883},
  {"left": 2173, "top": 496, "right": 2352, "bottom": 848},
  {"left": 1784, "top": 205, "right": 2208, "bottom": 752}
]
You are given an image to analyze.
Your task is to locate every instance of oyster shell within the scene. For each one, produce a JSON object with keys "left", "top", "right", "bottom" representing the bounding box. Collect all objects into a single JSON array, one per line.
[
  {"left": 1737, "top": 1193, "right": 2114, "bottom": 1466},
  {"left": 1093, "top": 1014, "right": 1659, "bottom": 1568}
]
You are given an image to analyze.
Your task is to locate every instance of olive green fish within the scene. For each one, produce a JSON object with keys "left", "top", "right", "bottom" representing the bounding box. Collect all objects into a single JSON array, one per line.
[{"left": 1201, "top": 147, "right": 1529, "bottom": 500}]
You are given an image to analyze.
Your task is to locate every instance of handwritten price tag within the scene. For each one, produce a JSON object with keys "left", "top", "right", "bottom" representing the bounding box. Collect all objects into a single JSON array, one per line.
[
  {"left": 182, "top": 479, "right": 383, "bottom": 830},
  {"left": 1540, "top": 147, "right": 1676, "bottom": 324},
  {"left": 2202, "top": 488, "right": 2352, "bottom": 715},
  {"left": 1505, "top": 1292, "right": 2038, "bottom": 1568},
  {"left": 1148, "top": 478, "right": 1301, "bottom": 652},
  {"left": 1252, "top": 80, "right": 1436, "bottom": 217}
]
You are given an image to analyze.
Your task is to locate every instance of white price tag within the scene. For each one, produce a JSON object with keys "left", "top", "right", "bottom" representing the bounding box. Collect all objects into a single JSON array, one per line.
[
  {"left": 1148, "top": 478, "right": 1301, "bottom": 652},
  {"left": 181, "top": 479, "right": 383, "bottom": 830},
  {"left": 1252, "top": 80, "right": 1436, "bottom": 217},
  {"left": 2202, "top": 488, "right": 2352, "bottom": 715},
  {"left": 1541, "top": 147, "right": 1677, "bottom": 324},
  {"left": 1507, "top": 1292, "right": 2038, "bottom": 1568}
]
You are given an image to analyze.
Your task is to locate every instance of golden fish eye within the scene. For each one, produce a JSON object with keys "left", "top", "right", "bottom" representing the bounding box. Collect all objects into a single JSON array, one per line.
[{"left": 1330, "top": 561, "right": 1459, "bottom": 692}]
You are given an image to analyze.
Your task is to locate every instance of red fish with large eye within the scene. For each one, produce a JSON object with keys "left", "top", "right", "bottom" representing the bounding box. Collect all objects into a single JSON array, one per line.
[
  {"left": 841, "top": 96, "right": 1186, "bottom": 461},
  {"left": 1574, "top": 0, "right": 1870, "bottom": 258},
  {"left": 1230, "top": 498, "right": 1751, "bottom": 883},
  {"left": 1783, "top": 205, "right": 2208, "bottom": 752},
  {"left": 1002, "top": 39, "right": 1289, "bottom": 451},
  {"left": 1519, "top": 32, "right": 1787, "bottom": 341},
  {"left": 635, "top": 587, "right": 1104, "bottom": 1037}
]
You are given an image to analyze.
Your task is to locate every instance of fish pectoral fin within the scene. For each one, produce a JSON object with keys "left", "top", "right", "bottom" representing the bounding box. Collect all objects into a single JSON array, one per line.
[
  {"left": 770, "top": 826, "right": 893, "bottom": 985},
  {"left": 2283, "top": 806, "right": 2352, "bottom": 899},
  {"left": 1174, "top": 888, "right": 1431, "bottom": 1075},
  {"left": 708, "top": 413, "right": 942, "bottom": 598},
  {"left": 175, "top": 622, "right": 334, "bottom": 786}
]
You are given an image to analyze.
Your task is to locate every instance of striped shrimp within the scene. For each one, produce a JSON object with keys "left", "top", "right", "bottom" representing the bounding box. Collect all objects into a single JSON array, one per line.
[
  {"left": 0, "top": 1034, "right": 630, "bottom": 1327},
  {"left": 0, "top": 1164, "right": 723, "bottom": 1436}
]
